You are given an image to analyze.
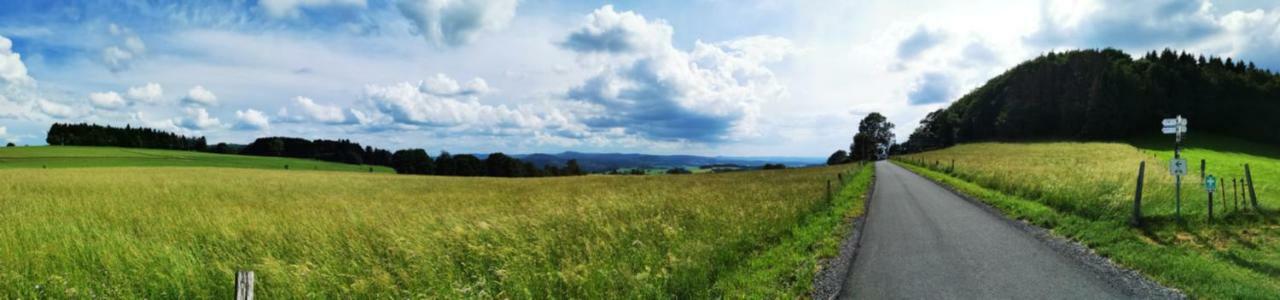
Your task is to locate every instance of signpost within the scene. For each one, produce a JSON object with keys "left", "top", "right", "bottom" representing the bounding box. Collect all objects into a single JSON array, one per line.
[
  {"left": 1162, "top": 115, "right": 1188, "bottom": 220},
  {"left": 1206, "top": 174, "right": 1217, "bottom": 220}
]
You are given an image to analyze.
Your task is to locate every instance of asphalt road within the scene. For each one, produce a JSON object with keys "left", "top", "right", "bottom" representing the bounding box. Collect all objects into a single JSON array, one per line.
[{"left": 841, "top": 161, "right": 1127, "bottom": 299}]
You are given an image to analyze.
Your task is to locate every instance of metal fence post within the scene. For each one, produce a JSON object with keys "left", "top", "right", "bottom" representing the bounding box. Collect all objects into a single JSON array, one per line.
[{"left": 236, "top": 270, "right": 254, "bottom": 300}]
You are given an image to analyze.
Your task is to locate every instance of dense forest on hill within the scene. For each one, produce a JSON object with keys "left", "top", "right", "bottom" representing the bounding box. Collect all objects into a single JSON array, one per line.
[
  {"left": 902, "top": 49, "right": 1280, "bottom": 152},
  {"left": 46, "top": 123, "right": 208, "bottom": 151}
]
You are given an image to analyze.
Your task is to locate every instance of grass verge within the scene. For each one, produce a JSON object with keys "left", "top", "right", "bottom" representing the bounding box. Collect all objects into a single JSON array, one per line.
[{"left": 713, "top": 163, "right": 874, "bottom": 298}]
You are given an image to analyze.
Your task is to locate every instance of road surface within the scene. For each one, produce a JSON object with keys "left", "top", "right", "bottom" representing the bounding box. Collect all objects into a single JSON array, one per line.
[{"left": 841, "top": 161, "right": 1126, "bottom": 299}]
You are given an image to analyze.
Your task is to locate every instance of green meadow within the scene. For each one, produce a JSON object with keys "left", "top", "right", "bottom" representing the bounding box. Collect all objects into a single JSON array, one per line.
[
  {"left": 0, "top": 146, "right": 870, "bottom": 298},
  {"left": 0, "top": 146, "right": 394, "bottom": 173},
  {"left": 896, "top": 135, "right": 1280, "bottom": 299}
]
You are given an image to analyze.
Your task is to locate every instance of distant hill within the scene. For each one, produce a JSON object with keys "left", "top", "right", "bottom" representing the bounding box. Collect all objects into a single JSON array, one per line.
[
  {"left": 512, "top": 151, "right": 824, "bottom": 172},
  {"left": 903, "top": 48, "right": 1280, "bottom": 152}
]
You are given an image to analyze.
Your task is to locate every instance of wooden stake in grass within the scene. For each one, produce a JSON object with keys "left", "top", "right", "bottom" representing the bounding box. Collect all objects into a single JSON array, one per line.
[
  {"left": 1132, "top": 161, "right": 1145, "bottom": 227},
  {"left": 1245, "top": 164, "right": 1259, "bottom": 210},
  {"left": 235, "top": 270, "right": 254, "bottom": 300}
]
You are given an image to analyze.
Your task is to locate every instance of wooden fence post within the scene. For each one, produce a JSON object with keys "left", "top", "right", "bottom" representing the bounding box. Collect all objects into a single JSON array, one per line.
[
  {"left": 236, "top": 270, "right": 254, "bottom": 300},
  {"left": 1132, "top": 161, "right": 1145, "bottom": 226},
  {"left": 1246, "top": 164, "right": 1259, "bottom": 210},
  {"left": 1233, "top": 178, "right": 1239, "bottom": 211}
]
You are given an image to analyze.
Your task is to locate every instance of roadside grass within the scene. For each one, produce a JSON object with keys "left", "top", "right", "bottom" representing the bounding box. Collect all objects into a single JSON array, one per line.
[
  {"left": 896, "top": 138, "right": 1280, "bottom": 299},
  {"left": 714, "top": 163, "right": 873, "bottom": 298},
  {"left": 0, "top": 146, "right": 394, "bottom": 173},
  {"left": 0, "top": 164, "right": 854, "bottom": 298}
]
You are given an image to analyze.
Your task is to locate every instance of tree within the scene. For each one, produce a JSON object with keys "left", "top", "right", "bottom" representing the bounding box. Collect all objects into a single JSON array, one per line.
[
  {"left": 850, "top": 112, "right": 895, "bottom": 161},
  {"left": 5, "top": 142, "right": 14, "bottom": 147},
  {"left": 565, "top": 159, "right": 584, "bottom": 175},
  {"left": 826, "top": 150, "right": 849, "bottom": 165},
  {"left": 391, "top": 149, "right": 432, "bottom": 175},
  {"left": 434, "top": 152, "right": 455, "bottom": 175},
  {"left": 762, "top": 163, "right": 786, "bottom": 170},
  {"left": 666, "top": 167, "right": 692, "bottom": 174}
]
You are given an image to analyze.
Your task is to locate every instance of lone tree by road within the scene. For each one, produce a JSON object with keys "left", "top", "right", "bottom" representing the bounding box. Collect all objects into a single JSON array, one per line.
[{"left": 850, "top": 112, "right": 895, "bottom": 161}]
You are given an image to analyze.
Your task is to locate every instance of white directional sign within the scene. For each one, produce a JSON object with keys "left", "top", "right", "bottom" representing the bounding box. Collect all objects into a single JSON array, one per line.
[
  {"left": 1162, "top": 126, "right": 1188, "bottom": 134},
  {"left": 1170, "top": 158, "right": 1189, "bottom": 176},
  {"left": 1161, "top": 117, "right": 1188, "bottom": 127}
]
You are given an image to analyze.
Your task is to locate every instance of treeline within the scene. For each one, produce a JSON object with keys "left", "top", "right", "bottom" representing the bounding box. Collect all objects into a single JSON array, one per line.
[
  {"left": 43, "top": 124, "right": 585, "bottom": 177},
  {"left": 46, "top": 123, "right": 208, "bottom": 151},
  {"left": 239, "top": 137, "right": 585, "bottom": 177},
  {"left": 902, "top": 48, "right": 1280, "bottom": 153}
]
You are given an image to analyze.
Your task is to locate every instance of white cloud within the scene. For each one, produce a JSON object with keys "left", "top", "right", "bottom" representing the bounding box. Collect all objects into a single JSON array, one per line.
[
  {"left": 0, "top": 126, "right": 6, "bottom": 137},
  {"left": 125, "top": 82, "right": 164, "bottom": 104},
  {"left": 89, "top": 91, "right": 127, "bottom": 110},
  {"left": 294, "top": 96, "right": 351, "bottom": 124},
  {"left": 260, "top": 0, "right": 367, "bottom": 18},
  {"left": 234, "top": 109, "right": 270, "bottom": 130},
  {"left": 562, "top": 6, "right": 795, "bottom": 142},
  {"left": 177, "top": 107, "right": 222, "bottom": 130},
  {"left": 397, "top": 0, "right": 519, "bottom": 46},
  {"left": 364, "top": 80, "right": 562, "bottom": 130},
  {"left": 182, "top": 85, "right": 218, "bottom": 106},
  {"left": 420, "top": 73, "right": 491, "bottom": 96},
  {"left": 102, "top": 23, "right": 146, "bottom": 73},
  {"left": 0, "top": 35, "right": 33, "bottom": 86},
  {"left": 561, "top": 5, "right": 674, "bottom": 54},
  {"left": 38, "top": 100, "right": 78, "bottom": 119}
]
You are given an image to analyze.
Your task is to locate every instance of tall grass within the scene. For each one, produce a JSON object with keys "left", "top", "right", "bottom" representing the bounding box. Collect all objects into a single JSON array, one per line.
[
  {"left": 0, "top": 164, "right": 858, "bottom": 298},
  {"left": 897, "top": 138, "right": 1280, "bottom": 298},
  {"left": 0, "top": 146, "right": 394, "bottom": 173}
]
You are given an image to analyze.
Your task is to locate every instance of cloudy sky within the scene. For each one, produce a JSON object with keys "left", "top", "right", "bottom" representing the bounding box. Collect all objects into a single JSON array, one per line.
[{"left": 1, "top": 0, "right": 1278, "bottom": 157}]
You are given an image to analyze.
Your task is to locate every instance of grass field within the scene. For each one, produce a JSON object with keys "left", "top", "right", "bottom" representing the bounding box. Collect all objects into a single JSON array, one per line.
[
  {"left": 0, "top": 149, "right": 868, "bottom": 298},
  {"left": 895, "top": 135, "right": 1280, "bottom": 299},
  {"left": 0, "top": 146, "right": 394, "bottom": 173}
]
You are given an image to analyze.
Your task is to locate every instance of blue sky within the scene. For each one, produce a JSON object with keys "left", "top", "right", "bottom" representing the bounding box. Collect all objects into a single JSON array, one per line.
[{"left": 1, "top": 0, "right": 1278, "bottom": 156}]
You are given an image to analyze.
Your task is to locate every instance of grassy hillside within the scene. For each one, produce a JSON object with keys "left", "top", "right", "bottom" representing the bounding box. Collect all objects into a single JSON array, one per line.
[
  {"left": 0, "top": 146, "right": 394, "bottom": 173},
  {"left": 0, "top": 163, "right": 867, "bottom": 298},
  {"left": 895, "top": 136, "right": 1280, "bottom": 299}
]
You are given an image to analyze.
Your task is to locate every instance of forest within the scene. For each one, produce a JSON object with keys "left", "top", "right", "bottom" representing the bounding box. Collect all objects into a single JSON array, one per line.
[
  {"left": 43, "top": 124, "right": 583, "bottom": 177},
  {"left": 901, "top": 48, "right": 1280, "bottom": 153},
  {"left": 46, "top": 123, "right": 208, "bottom": 151}
]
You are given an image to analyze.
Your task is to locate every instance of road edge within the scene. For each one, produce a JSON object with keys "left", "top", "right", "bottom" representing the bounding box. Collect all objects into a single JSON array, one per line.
[
  {"left": 810, "top": 165, "right": 876, "bottom": 300},
  {"left": 895, "top": 161, "right": 1186, "bottom": 300}
]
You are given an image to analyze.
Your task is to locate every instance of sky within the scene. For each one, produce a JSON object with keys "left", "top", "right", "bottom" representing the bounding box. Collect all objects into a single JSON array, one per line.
[{"left": 0, "top": 0, "right": 1278, "bottom": 157}]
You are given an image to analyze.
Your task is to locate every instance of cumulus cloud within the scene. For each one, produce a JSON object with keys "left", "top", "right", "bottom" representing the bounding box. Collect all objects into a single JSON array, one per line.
[
  {"left": 897, "top": 26, "right": 947, "bottom": 60},
  {"left": 562, "top": 6, "right": 795, "bottom": 142},
  {"left": 38, "top": 99, "right": 78, "bottom": 119},
  {"left": 234, "top": 109, "right": 270, "bottom": 130},
  {"left": 182, "top": 85, "right": 218, "bottom": 106},
  {"left": 0, "top": 126, "right": 5, "bottom": 137},
  {"left": 397, "top": 0, "right": 519, "bottom": 46},
  {"left": 101, "top": 23, "right": 146, "bottom": 73},
  {"left": 420, "top": 73, "right": 491, "bottom": 96},
  {"left": 0, "top": 35, "right": 33, "bottom": 86},
  {"left": 907, "top": 72, "right": 955, "bottom": 105},
  {"left": 177, "top": 107, "right": 222, "bottom": 130},
  {"left": 89, "top": 91, "right": 126, "bottom": 110},
  {"left": 294, "top": 96, "right": 353, "bottom": 124},
  {"left": 561, "top": 5, "right": 674, "bottom": 54},
  {"left": 260, "top": 0, "right": 367, "bottom": 18},
  {"left": 126, "top": 82, "right": 163, "bottom": 104},
  {"left": 364, "top": 80, "right": 553, "bottom": 129},
  {"left": 1218, "top": 8, "right": 1280, "bottom": 70},
  {"left": 1027, "top": 0, "right": 1222, "bottom": 49}
]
